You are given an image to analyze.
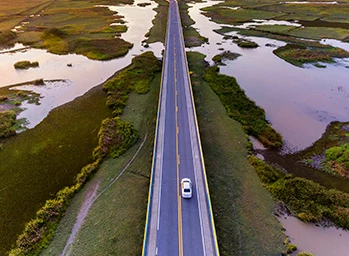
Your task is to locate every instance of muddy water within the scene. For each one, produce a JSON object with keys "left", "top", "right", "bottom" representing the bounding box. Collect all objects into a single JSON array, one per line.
[
  {"left": 187, "top": 0, "right": 349, "bottom": 254},
  {"left": 0, "top": 0, "right": 163, "bottom": 129}
]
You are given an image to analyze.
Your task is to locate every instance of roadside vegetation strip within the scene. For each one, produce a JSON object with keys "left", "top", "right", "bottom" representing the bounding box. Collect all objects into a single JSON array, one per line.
[
  {"left": 8, "top": 51, "right": 161, "bottom": 256},
  {"left": 178, "top": 0, "right": 208, "bottom": 47},
  {"left": 249, "top": 156, "right": 349, "bottom": 230},
  {"left": 204, "top": 65, "right": 282, "bottom": 148},
  {"left": 145, "top": 0, "right": 169, "bottom": 44},
  {"left": 188, "top": 51, "right": 286, "bottom": 255}
]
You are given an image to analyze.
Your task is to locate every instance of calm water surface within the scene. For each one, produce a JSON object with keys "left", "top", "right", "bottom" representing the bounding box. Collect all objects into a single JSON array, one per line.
[
  {"left": 0, "top": 0, "right": 163, "bottom": 128},
  {"left": 188, "top": 0, "right": 349, "bottom": 151}
]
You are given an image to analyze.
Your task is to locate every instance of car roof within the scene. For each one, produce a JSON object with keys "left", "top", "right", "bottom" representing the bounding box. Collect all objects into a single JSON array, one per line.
[{"left": 181, "top": 178, "right": 191, "bottom": 183}]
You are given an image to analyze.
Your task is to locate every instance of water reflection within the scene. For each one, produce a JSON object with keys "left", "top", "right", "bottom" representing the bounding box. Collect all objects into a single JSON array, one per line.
[
  {"left": 279, "top": 215, "right": 349, "bottom": 256},
  {"left": 0, "top": 0, "right": 163, "bottom": 128},
  {"left": 187, "top": 0, "right": 349, "bottom": 151}
]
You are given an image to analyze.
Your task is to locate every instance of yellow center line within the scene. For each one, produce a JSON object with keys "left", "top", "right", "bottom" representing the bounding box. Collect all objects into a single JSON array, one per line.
[{"left": 174, "top": 37, "right": 184, "bottom": 256}]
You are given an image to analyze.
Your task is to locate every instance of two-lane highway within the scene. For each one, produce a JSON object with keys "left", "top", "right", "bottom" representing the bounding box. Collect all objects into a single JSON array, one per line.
[{"left": 142, "top": 0, "right": 219, "bottom": 255}]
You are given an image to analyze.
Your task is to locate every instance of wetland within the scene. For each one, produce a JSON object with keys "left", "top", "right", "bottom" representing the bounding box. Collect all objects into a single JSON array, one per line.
[{"left": 0, "top": 0, "right": 349, "bottom": 255}]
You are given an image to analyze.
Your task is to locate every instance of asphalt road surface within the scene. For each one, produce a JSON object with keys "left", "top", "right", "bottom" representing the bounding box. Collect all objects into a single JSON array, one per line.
[{"left": 143, "top": 0, "right": 219, "bottom": 255}]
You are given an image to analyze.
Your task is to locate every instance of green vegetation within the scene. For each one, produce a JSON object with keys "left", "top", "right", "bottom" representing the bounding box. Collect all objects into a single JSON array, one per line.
[
  {"left": 188, "top": 51, "right": 286, "bottom": 255},
  {"left": 14, "top": 61, "right": 39, "bottom": 69},
  {"left": 236, "top": 39, "right": 259, "bottom": 48},
  {"left": 0, "top": 82, "right": 112, "bottom": 255},
  {"left": 40, "top": 54, "right": 161, "bottom": 256},
  {"left": 249, "top": 156, "right": 349, "bottom": 230},
  {"left": 299, "top": 121, "right": 349, "bottom": 178},
  {"left": 0, "top": 0, "right": 135, "bottom": 60},
  {"left": 274, "top": 43, "right": 349, "bottom": 67},
  {"left": 0, "top": 110, "right": 16, "bottom": 138},
  {"left": 203, "top": 0, "right": 349, "bottom": 41},
  {"left": 212, "top": 51, "right": 241, "bottom": 65},
  {"left": 325, "top": 143, "right": 349, "bottom": 178},
  {"left": 179, "top": 0, "right": 208, "bottom": 47},
  {"left": 0, "top": 30, "right": 17, "bottom": 45},
  {"left": 287, "top": 243, "right": 297, "bottom": 254},
  {"left": 7, "top": 51, "right": 160, "bottom": 255},
  {"left": 103, "top": 51, "right": 161, "bottom": 115},
  {"left": 145, "top": 0, "right": 168, "bottom": 43},
  {"left": 297, "top": 252, "right": 314, "bottom": 256},
  {"left": 204, "top": 65, "right": 282, "bottom": 148}
]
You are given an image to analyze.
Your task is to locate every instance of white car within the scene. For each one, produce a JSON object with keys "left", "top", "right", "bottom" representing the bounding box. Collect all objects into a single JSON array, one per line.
[{"left": 181, "top": 178, "right": 192, "bottom": 199}]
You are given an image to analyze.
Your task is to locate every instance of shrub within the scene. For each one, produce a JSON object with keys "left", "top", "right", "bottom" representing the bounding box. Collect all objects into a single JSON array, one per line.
[
  {"left": 0, "top": 110, "right": 16, "bottom": 138},
  {"left": 0, "top": 30, "right": 17, "bottom": 45},
  {"left": 14, "top": 61, "right": 39, "bottom": 70}
]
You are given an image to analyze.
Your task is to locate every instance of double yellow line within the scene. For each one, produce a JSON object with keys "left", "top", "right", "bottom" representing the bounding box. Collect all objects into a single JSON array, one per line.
[{"left": 174, "top": 39, "right": 184, "bottom": 256}]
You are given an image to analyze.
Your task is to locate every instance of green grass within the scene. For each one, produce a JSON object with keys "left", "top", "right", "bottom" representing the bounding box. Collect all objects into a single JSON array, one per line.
[
  {"left": 204, "top": 65, "right": 282, "bottom": 148},
  {"left": 145, "top": 0, "right": 168, "bottom": 43},
  {"left": 0, "top": 84, "right": 112, "bottom": 255},
  {"left": 179, "top": 0, "right": 208, "bottom": 47},
  {"left": 188, "top": 51, "right": 286, "bottom": 255},
  {"left": 273, "top": 43, "right": 349, "bottom": 67},
  {"left": 40, "top": 66, "right": 160, "bottom": 256}
]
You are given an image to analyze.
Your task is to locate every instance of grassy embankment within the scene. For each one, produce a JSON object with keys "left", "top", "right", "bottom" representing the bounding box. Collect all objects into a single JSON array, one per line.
[
  {"left": 299, "top": 121, "right": 349, "bottom": 179},
  {"left": 179, "top": 0, "right": 208, "bottom": 47},
  {"left": 202, "top": 0, "right": 349, "bottom": 66},
  {"left": 0, "top": 0, "right": 134, "bottom": 60},
  {"left": 188, "top": 51, "right": 286, "bottom": 255},
  {"left": 145, "top": 0, "right": 168, "bottom": 44},
  {"left": 8, "top": 52, "right": 160, "bottom": 256}
]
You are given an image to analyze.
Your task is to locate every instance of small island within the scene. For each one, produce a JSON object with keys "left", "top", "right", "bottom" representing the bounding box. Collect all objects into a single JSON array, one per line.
[{"left": 14, "top": 60, "right": 39, "bottom": 70}]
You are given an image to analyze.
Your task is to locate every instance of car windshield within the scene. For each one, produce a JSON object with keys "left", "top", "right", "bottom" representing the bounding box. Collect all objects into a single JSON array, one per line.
[{"left": 184, "top": 188, "right": 191, "bottom": 193}]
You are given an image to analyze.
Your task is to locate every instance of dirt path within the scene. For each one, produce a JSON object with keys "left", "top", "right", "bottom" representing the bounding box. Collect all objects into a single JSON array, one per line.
[
  {"left": 60, "top": 134, "right": 147, "bottom": 256},
  {"left": 61, "top": 180, "right": 100, "bottom": 256}
]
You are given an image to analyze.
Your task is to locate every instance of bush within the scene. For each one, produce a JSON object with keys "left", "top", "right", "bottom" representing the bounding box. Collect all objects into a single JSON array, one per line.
[
  {"left": 0, "top": 30, "right": 17, "bottom": 45},
  {"left": 249, "top": 157, "right": 349, "bottom": 229},
  {"left": 14, "top": 61, "right": 39, "bottom": 70},
  {"left": 0, "top": 110, "right": 16, "bottom": 138}
]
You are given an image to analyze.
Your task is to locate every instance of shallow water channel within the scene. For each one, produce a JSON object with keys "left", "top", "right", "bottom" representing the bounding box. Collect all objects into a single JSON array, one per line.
[
  {"left": 187, "top": 0, "right": 349, "bottom": 254},
  {"left": 0, "top": 0, "right": 163, "bottom": 254}
]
